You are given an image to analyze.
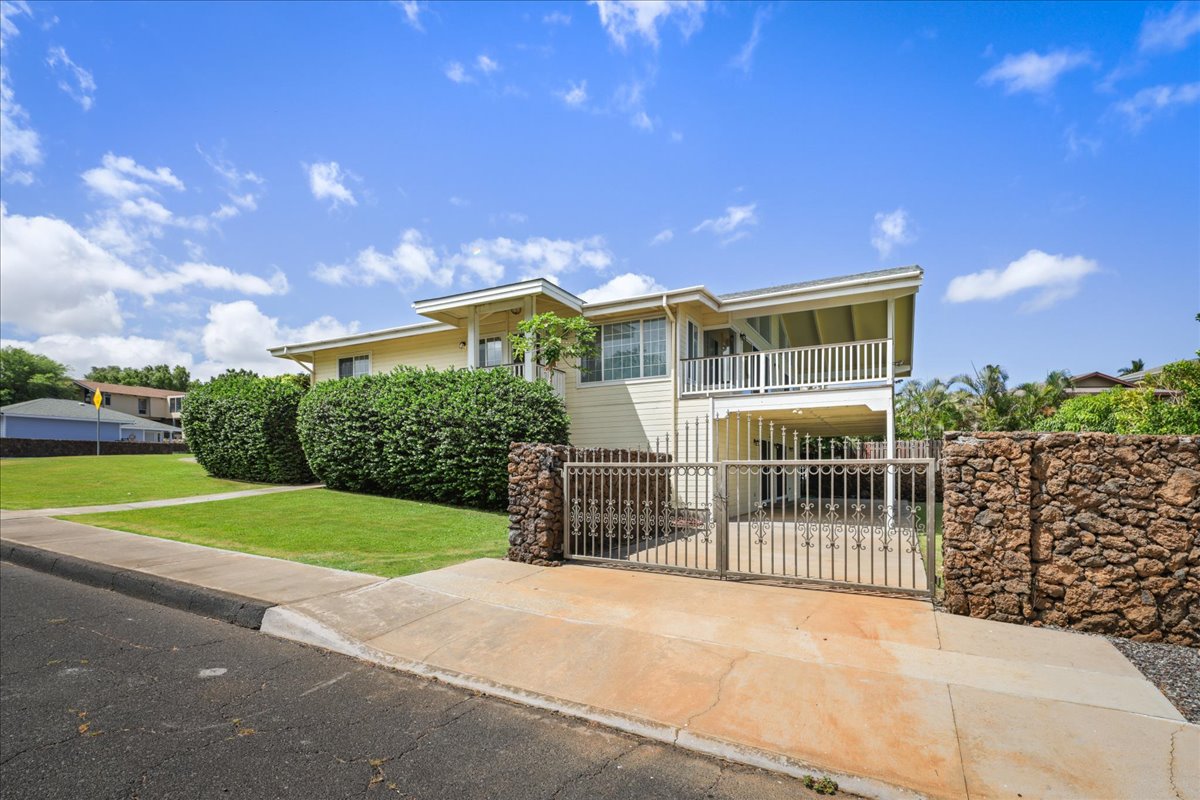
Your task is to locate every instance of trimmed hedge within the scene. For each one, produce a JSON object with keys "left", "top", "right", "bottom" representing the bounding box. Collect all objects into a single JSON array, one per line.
[
  {"left": 297, "top": 367, "right": 570, "bottom": 509},
  {"left": 181, "top": 374, "right": 314, "bottom": 484}
]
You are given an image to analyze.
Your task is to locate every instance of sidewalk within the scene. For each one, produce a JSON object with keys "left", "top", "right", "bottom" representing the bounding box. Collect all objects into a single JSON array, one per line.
[
  {"left": 0, "top": 483, "right": 322, "bottom": 521},
  {"left": 2, "top": 517, "right": 1196, "bottom": 800}
]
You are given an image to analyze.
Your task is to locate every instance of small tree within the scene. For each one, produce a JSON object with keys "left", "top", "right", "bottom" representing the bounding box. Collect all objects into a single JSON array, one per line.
[{"left": 508, "top": 312, "right": 598, "bottom": 370}]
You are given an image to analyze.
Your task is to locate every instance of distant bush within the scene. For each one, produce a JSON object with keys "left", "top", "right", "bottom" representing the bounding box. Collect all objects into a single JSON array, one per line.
[
  {"left": 297, "top": 367, "right": 570, "bottom": 509},
  {"left": 1037, "top": 360, "right": 1200, "bottom": 435},
  {"left": 181, "top": 374, "right": 314, "bottom": 484}
]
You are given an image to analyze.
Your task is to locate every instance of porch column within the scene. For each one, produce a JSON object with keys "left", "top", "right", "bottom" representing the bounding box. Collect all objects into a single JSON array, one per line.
[
  {"left": 885, "top": 297, "right": 896, "bottom": 524},
  {"left": 523, "top": 296, "right": 536, "bottom": 381},
  {"left": 466, "top": 306, "right": 479, "bottom": 369}
]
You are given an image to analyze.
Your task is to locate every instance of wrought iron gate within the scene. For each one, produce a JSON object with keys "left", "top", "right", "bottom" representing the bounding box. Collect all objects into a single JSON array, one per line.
[{"left": 563, "top": 458, "right": 938, "bottom": 596}]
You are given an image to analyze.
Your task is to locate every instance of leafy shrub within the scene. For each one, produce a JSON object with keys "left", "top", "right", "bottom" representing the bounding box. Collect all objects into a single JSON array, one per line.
[
  {"left": 1037, "top": 361, "right": 1200, "bottom": 435},
  {"left": 181, "top": 374, "right": 314, "bottom": 484},
  {"left": 297, "top": 367, "right": 570, "bottom": 509}
]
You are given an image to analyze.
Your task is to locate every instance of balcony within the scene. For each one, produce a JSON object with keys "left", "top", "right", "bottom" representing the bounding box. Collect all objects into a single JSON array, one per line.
[
  {"left": 484, "top": 363, "right": 567, "bottom": 399},
  {"left": 680, "top": 338, "right": 893, "bottom": 397}
]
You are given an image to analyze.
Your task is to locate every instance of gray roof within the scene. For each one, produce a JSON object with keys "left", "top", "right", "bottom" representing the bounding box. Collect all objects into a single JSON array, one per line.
[
  {"left": 717, "top": 265, "right": 923, "bottom": 301},
  {"left": 0, "top": 398, "right": 179, "bottom": 431},
  {"left": 1120, "top": 357, "right": 1198, "bottom": 384}
]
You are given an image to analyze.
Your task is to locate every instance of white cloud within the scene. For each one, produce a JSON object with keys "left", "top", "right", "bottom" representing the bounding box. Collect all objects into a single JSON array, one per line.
[
  {"left": 0, "top": 1, "right": 31, "bottom": 44},
  {"left": 1, "top": 5, "right": 41, "bottom": 184},
  {"left": 730, "top": 7, "right": 769, "bottom": 73},
  {"left": 197, "top": 146, "right": 264, "bottom": 220},
  {"left": 476, "top": 54, "right": 500, "bottom": 74},
  {"left": 1113, "top": 82, "right": 1200, "bottom": 131},
  {"left": 2, "top": 333, "right": 198, "bottom": 378},
  {"left": 631, "top": 109, "right": 654, "bottom": 131},
  {"left": 82, "top": 152, "right": 185, "bottom": 200},
  {"left": 944, "top": 249, "right": 1098, "bottom": 311},
  {"left": 670, "top": 130, "right": 683, "bottom": 142},
  {"left": 445, "top": 61, "right": 472, "bottom": 84},
  {"left": 579, "top": 272, "right": 666, "bottom": 303},
  {"left": 543, "top": 11, "right": 571, "bottom": 26},
  {"left": 0, "top": 204, "right": 288, "bottom": 338},
  {"left": 5, "top": 302, "right": 359, "bottom": 381},
  {"left": 692, "top": 203, "right": 757, "bottom": 244},
  {"left": 306, "top": 161, "right": 357, "bottom": 208},
  {"left": 870, "top": 208, "right": 916, "bottom": 258},
  {"left": 452, "top": 235, "right": 613, "bottom": 283},
  {"left": 313, "top": 229, "right": 451, "bottom": 289},
  {"left": 0, "top": 66, "right": 41, "bottom": 184},
  {"left": 393, "top": 0, "right": 425, "bottom": 32},
  {"left": 979, "top": 49, "right": 1094, "bottom": 95},
  {"left": 590, "top": 0, "right": 707, "bottom": 49},
  {"left": 1139, "top": 3, "right": 1200, "bottom": 54},
  {"left": 45, "top": 45, "right": 95, "bottom": 110},
  {"left": 448, "top": 195, "right": 470, "bottom": 207},
  {"left": 200, "top": 300, "right": 359, "bottom": 376},
  {"left": 649, "top": 228, "right": 673, "bottom": 246},
  {"left": 491, "top": 211, "right": 528, "bottom": 225},
  {"left": 1063, "top": 125, "right": 1101, "bottom": 158},
  {"left": 559, "top": 80, "right": 588, "bottom": 107}
]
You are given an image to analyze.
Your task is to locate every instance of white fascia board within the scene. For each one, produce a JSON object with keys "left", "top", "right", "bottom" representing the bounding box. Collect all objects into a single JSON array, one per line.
[
  {"left": 268, "top": 321, "right": 456, "bottom": 358},
  {"left": 412, "top": 279, "right": 583, "bottom": 317},
  {"left": 717, "top": 273, "right": 923, "bottom": 315},
  {"left": 581, "top": 288, "right": 720, "bottom": 318}
]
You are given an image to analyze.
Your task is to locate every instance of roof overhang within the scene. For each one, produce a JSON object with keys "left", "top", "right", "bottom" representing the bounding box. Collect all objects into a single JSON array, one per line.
[
  {"left": 412, "top": 278, "right": 584, "bottom": 324},
  {"left": 716, "top": 268, "right": 923, "bottom": 316},
  {"left": 267, "top": 321, "right": 456, "bottom": 359}
]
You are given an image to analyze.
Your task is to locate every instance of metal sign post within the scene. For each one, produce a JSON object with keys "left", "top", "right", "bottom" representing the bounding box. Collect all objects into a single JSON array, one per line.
[{"left": 92, "top": 389, "right": 103, "bottom": 456}]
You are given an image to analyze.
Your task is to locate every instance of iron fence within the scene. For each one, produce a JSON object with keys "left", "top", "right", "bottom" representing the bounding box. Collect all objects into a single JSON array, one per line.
[{"left": 563, "top": 457, "right": 937, "bottom": 596}]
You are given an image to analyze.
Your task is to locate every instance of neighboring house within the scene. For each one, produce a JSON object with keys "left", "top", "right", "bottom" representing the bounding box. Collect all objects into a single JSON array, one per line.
[
  {"left": 269, "top": 267, "right": 921, "bottom": 459},
  {"left": 73, "top": 380, "right": 185, "bottom": 433},
  {"left": 1064, "top": 372, "right": 1138, "bottom": 398},
  {"left": 0, "top": 398, "right": 182, "bottom": 443},
  {"left": 1066, "top": 366, "right": 1189, "bottom": 399}
]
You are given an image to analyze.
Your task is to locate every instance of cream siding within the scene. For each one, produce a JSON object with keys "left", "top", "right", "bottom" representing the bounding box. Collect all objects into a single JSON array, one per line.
[{"left": 313, "top": 328, "right": 467, "bottom": 381}]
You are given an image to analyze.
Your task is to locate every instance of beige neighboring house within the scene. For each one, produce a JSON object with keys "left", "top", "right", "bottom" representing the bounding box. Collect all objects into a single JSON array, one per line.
[
  {"left": 74, "top": 380, "right": 185, "bottom": 438},
  {"left": 269, "top": 266, "right": 921, "bottom": 459}
]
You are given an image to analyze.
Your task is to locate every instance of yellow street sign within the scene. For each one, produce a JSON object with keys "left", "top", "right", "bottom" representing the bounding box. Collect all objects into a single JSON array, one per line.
[{"left": 92, "top": 389, "right": 103, "bottom": 409}]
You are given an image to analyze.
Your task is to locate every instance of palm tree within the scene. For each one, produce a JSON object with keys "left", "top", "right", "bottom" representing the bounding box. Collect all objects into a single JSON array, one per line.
[
  {"left": 1118, "top": 359, "right": 1145, "bottom": 376},
  {"left": 896, "top": 378, "right": 966, "bottom": 439},
  {"left": 951, "top": 364, "right": 1017, "bottom": 430}
]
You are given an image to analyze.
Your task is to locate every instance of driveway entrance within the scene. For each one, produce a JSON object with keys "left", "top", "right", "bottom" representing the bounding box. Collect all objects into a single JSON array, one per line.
[{"left": 563, "top": 458, "right": 937, "bottom": 596}]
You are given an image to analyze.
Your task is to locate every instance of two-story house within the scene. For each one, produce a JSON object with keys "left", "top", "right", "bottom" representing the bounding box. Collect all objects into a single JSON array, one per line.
[
  {"left": 74, "top": 381, "right": 186, "bottom": 438},
  {"left": 269, "top": 266, "right": 921, "bottom": 461}
]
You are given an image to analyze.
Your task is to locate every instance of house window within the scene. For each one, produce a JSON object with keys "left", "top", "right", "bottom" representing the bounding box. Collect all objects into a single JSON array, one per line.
[
  {"left": 581, "top": 318, "right": 668, "bottom": 383},
  {"left": 169, "top": 397, "right": 183, "bottom": 414},
  {"left": 478, "top": 337, "right": 503, "bottom": 368},
  {"left": 337, "top": 355, "right": 370, "bottom": 379},
  {"left": 686, "top": 320, "right": 701, "bottom": 360},
  {"left": 137, "top": 398, "right": 149, "bottom": 415},
  {"left": 103, "top": 393, "right": 112, "bottom": 406}
]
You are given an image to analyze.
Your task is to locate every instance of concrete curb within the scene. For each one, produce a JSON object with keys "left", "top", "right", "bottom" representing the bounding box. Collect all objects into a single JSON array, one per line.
[{"left": 0, "top": 542, "right": 272, "bottom": 629}]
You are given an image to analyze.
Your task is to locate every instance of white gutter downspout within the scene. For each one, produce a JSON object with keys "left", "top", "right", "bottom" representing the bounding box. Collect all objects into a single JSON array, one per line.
[{"left": 662, "top": 294, "right": 678, "bottom": 460}]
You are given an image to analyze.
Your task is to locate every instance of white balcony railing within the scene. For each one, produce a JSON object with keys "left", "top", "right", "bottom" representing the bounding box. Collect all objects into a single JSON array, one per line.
[
  {"left": 680, "top": 339, "right": 892, "bottom": 397},
  {"left": 484, "top": 363, "right": 567, "bottom": 399}
]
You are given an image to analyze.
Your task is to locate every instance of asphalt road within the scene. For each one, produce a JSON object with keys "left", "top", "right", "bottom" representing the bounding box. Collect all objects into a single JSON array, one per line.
[{"left": 0, "top": 562, "right": 834, "bottom": 799}]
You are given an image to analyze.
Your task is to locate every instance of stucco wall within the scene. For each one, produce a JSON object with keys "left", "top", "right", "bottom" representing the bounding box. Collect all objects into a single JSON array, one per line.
[{"left": 942, "top": 432, "right": 1199, "bottom": 646}]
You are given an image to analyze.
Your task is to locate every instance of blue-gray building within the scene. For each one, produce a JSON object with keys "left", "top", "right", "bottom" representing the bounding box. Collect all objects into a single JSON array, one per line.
[{"left": 0, "top": 398, "right": 181, "bottom": 443}]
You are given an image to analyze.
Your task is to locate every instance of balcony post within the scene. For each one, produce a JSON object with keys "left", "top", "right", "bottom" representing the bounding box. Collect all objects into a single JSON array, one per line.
[
  {"left": 466, "top": 306, "right": 479, "bottom": 369},
  {"left": 523, "top": 296, "right": 536, "bottom": 381},
  {"left": 886, "top": 297, "right": 896, "bottom": 529}
]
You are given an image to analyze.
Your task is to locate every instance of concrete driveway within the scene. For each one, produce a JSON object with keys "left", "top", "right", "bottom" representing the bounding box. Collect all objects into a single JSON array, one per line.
[{"left": 264, "top": 559, "right": 1199, "bottom": 800}]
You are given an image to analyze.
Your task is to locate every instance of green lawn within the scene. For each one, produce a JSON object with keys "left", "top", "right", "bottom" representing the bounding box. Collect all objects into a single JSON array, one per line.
[
  {"left": 0, "top": 455, "right": 270, "bottom": 510},
  {"left": 67, "top": 488, "right": 509, "bottom": 578}
]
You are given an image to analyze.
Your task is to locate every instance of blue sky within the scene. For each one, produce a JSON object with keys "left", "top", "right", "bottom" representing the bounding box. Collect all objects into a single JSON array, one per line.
[{"left": 1, "top": 0, "right": 1197, "bottom": 381}]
